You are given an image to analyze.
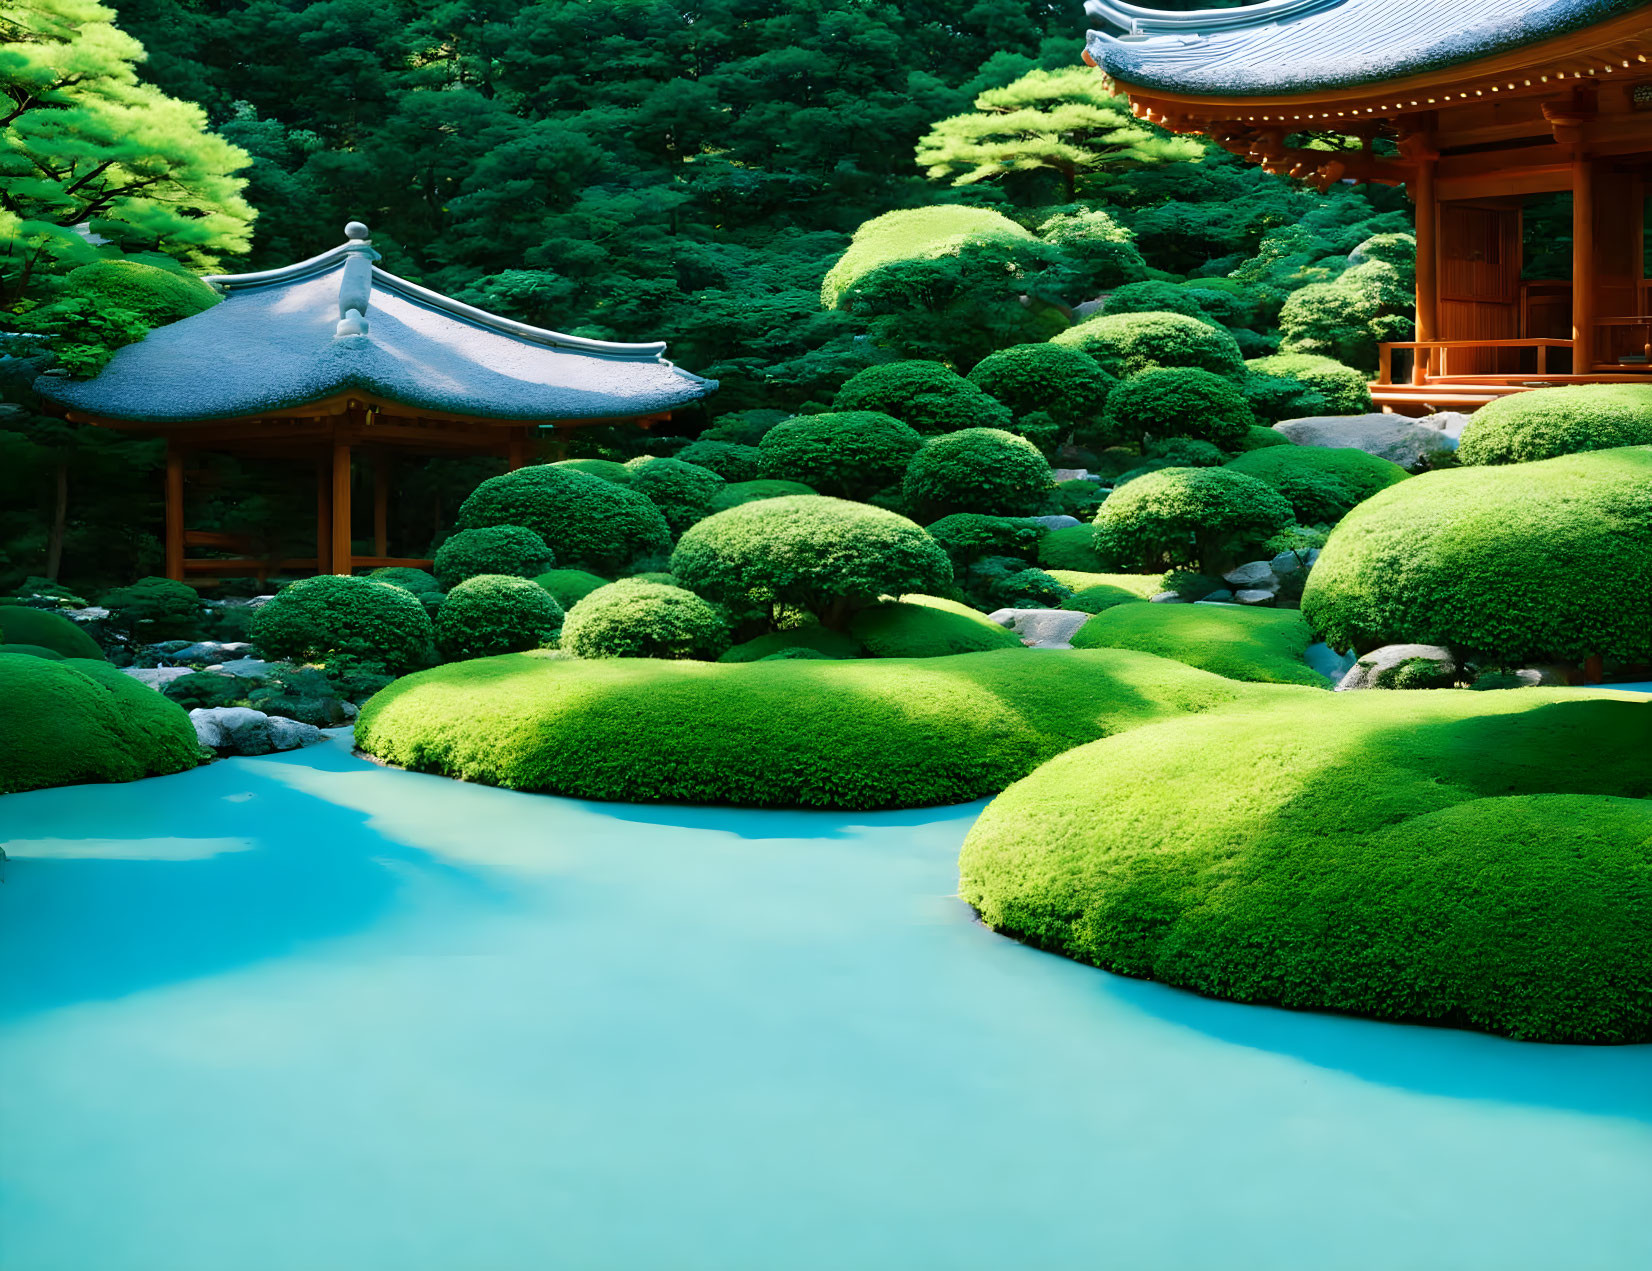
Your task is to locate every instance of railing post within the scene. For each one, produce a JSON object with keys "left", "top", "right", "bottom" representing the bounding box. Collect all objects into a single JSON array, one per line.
[
  {"left": 1378, "top": 345, "right": 1391, "bottom": 385},
  {"left": 1538, "top": 343, "right": 1548, "bottom": 375}
]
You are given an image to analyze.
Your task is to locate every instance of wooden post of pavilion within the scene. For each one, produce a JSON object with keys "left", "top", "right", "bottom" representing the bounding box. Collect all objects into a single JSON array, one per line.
[
  {"left": 331, "top": 436, "right": 353, "bottom": 576},
  {"left": 315, "top": 454, "right": 331, "bottom": 576},
  {"left": 1413, "top": 151, "right": 1440, "bottom": 385},
  {"left": 164, "top": 439, "right": 185, "bottom": 581},
  {"left": 372, "top": 452, "right": 390, "bottom": 558},
  {"left": 1573, "top": 153, "right": 1596, "bottom": 374}
]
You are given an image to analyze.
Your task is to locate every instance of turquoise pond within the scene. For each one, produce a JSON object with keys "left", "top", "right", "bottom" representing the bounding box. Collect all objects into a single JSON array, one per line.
[{"left": 1, "top": 737, "right": 1649, "bottom": 1271}]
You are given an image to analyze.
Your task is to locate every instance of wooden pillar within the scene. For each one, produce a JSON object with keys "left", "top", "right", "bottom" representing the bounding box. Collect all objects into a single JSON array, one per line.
[
  {"left": 164, "top": 440, "right": 185, "bottom": 582},
  {"left": 1573, "top": 154, "right": 1595, "bottom": 373},
  {"left": 315, "top": 455, "right": 332, "bottom": 575},
  {"left": 331, "top": 439, "right": 353, "bottom": 575},
  {"left": 1414, "top": 155, "right": 1439, "bottom": 386},
  {"left": 372, "top": 452, "right": 390, "bottom": 558},
  {"left": 507, "top": 428, "right": 530, "bottom": 471}
]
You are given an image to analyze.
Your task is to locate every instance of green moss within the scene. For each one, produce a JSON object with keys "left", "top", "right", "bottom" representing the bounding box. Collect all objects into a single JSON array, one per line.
[
  {"left": 720, "top": 625, "right": 864, "bottom": 662},
  {"left": 0, "top": 654, "right": 200, "bottom": 794},
  {"left": 1457, "top": 385, "right": 1652, "bottom": 465},
  {"left": 902, "top": 428, "right": 1053, "bottom": 519},
  {"left": 64, "top": 260, "right": 220, "bottom": 327},
  {"left": 1244, "top": 353, "right": 1372, "bottom": 415},
  {"left": 552, "top": 458, "right": 633, "bottom": 484},
  {"left": 433, "top": 525, "right": 554, "bottom": 590},
  {"left": 251, "top": 575, "right": 434, "bottom": 672},
  {"left": 850, "top": 594, "right": 1024, "bottom": 657},
  {"left": 434, "top": 575, "right": 564, "bottom": 660},
  {"left": 0, "top": 606, "right": 102, "bottom": 658},
  {"left": 1072, "top": 602, "right": 1328, "bottom": 686},
  {"left": 355, "top": 646, "right": 1259, "bottom": 810},
  {"left": 710, "top": 479, "right": 817, "bottom": 512},
  {"left": 457, "top": 464, "right": 671, "bottom": 574},
  {"left": 0, "top": 642, "right": 67, "bottom": 659},
  {"left": 1302, "top": 447, "right": 1652, "bottom": 662},
  {"left": 960, "top": 690, "right": 1652, "bottom": 1042},
  {"left": 821, "top": 206, "right": 1035, "bottom": 308},
  {"left": 1053, "top": 311, "right": 1245, "bottom": 381},
  {"left": 757, "top": 411, "right": 922, "bottom": 500},
  {"left": 561, "top": 580, "right": 731, "bottom": 660},
  {"left": 1037, "top": 524, "right": 1108, "bottom": 572},
  {"left": 1046, "top": 570, "right": 1165, "bottom": 597},
  {"left": 532, "top": 569, "right": 609, "bottom": 610},
  {"left": 1225, "top": 444, "right": 1409, "bottom": 523}
]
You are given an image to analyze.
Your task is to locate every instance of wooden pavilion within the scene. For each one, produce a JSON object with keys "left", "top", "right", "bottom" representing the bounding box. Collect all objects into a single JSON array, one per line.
[
  {"left": 1085, "top": 0, "right": 1652, "bottom": 413},
  {"left": 38, "top": 223, "right": 716, "bottom": 580}
]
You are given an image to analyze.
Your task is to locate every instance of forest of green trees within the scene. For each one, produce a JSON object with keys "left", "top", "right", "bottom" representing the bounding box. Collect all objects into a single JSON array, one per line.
[{"left": 1, "top": 0, "right": 1415, "bottom": 591}]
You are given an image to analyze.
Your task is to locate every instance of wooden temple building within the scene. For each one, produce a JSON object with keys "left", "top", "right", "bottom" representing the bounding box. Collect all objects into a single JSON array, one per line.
[
  {"left": 1085, "top": 0, "right": 1652, "bottom": 413},
  {"left": 39, "top": 223, "right": 715, "bottom": 580}
]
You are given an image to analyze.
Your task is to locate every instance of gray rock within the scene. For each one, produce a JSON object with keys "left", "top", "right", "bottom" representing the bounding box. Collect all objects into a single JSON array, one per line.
[
  {"left": 1304, "top": 642, "right": 1358, "bottom": 682},
  {"left": 63, "top": 605, "right": 110, "bottom": 621},
  {"left": 1274, "top": 413, "right": 1457, "bottom": 469},
  {"left": 1149, "top": 591, "right": 1186, "bottom": 604},
  {"left": 1415, "top": 410, "right": 1472, "bottom": 442},
  {"left": 1223, "top": 561, "right": 1278, "bottom": 589},
  {"left": 1269, "top": 548, "right": 1320, "bottom": 576},
  {"left": 123, "top": 666, "right": 194, "bottom": 690},
  {"left": 1337, "top": 644, "right": 1455, "bottom": 691},
  {"left": 1029, "top": 514, "right": 1082, "bottom": 531},
  {"left": 166, "top": 640, "right": 254, "bottom": 664},
  {"left": 1052, "top": 469, "right": 1090, "bottom": 483},
  {"left": 1234, "top": 589, "right": 1276, "bottom": 605},
  {"left": 997, "top": 608, "right": 1090, "bottom": 649},
  {"left": 1199, "top": 588, "right": 1236, "bottom": 603},
  {"left": 267, "top": 715, "right": 324, "bottom": 750},
  {"left": 986, "top": 608, "right": 1018, "bottom": 628},
  {"left": 213, "top": 657, "right": 275, "bottom": 678},
  {"left": 190, "top": 706, "right": 274, "bottom": 755}
]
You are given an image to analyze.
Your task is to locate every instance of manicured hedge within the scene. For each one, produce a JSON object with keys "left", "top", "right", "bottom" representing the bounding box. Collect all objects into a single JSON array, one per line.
[
  {"left": 355, "top": 646, "right": 1260, "bottom": 810},
  {"left": 832, "top": 361, "right": 1013, "bottom": 435},
  {"left": 434, "top": 575, "right": 564, "bottom": 659},
  {"left": 1457, "top": 384, "right": 1652, "bottom": 465},
  {"left": 532, "top": 568, "right": 609, "bottom": 610},
  {"left": 849, "top": 595, "right": 1023, "bottom": 657},
  {"left": 64, "top": 260, "right": 220, "bottom": 327},
  {"left": 98, "top": 576, "right": 203, "bottom": 640},
  {"left": 675, "top": 440, "right": 764, "bottom": 482},
  {"left": 624, "top": 455, "right": 726, "bottom": 536},
  {"left": 1, "top": 654, "right": 200, "bottom": 794},
  {"left": 1301, "top": 447, "right": 1652, "bottom": 662},
  {"left": 1053, "top": 311, "right": 1245, "bottom": 381},
  {"left": 710, "top": 479, "right": 817, "bottom": 512},
  {"left": 0, "top": 606, "right": 102, "bottom": 659},
  {"left": 1103, "top": 367, "right": 1252, "bottom": 450},
  {"left": 457, "top": 463, "right": 671, "bottom": 574},
  {"left": 1225, "top": 444, "right": 1409, "bottom": 523},
  {"left": 561, "top": 580, "right": 731, "bottom": 660},
  {"left": 960, "top": 689, "right": 1652, "bottom": 1042},
  {"left": 1072, "top": 602, "right": 1328, "bottom": 686},
  {"left": 251, "top": 575, "right": 433, "bottom": 672},
  {"left": 966, "top": 343, "right": 1115, "bottom": 428},
  {"left": 757, "top": 411, "right": 922, "bottom": 499},
  {"left": 1092, "top": 466, "right": 1295, "bottom": 577},
  {"left": 1037, "top": 524, "right": 1108, "bottom": 571},
  {"left": 926, "top": 514, "right": 1047, "bottom": 570},
  {"left": 1244, "top": 353, "right": 1373, "bottom": 415},
  {"left": 552, "top": 458, "right": 632, "bottom": 484},
  {"left": 902, "top": 428, "right": 1053, "bottom": 519},
  {"left": 433, "top": 525, "right": 554, "bottom": 590}
]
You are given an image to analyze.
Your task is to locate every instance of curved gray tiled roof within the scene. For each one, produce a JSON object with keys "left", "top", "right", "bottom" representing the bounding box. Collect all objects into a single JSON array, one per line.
[
  {"left": 41, "top": 223, "right": 716, "bottom": 424},
  {"left": 1086, "top": 0, "right": 1652, "bottom": 97}
]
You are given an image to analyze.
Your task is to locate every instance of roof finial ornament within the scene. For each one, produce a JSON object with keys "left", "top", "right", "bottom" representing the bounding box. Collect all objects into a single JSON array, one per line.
[{"left": 336, "top": 220, "right": 381, "bottom": 338}]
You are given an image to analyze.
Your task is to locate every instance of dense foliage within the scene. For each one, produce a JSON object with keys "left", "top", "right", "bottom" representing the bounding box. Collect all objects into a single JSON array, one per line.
[
  {"left": 902, "top": 428, "right": 1053, "bottom": 519},
  {"left": 849, "top": 595, "right": 1025, "bottom": 657},
  {"left": 251, "top": 574, "right": 433, "bottom": 671},
  {"left": 1102, "top": 367, "right": 1252, "bottom": 450},
  {"left": 832, "top": 361, "right": 1013, "bottom": 435},
  {"left": 1244, "top": 353, "right": 1373, "bottom": 416},
  {"left": 1053, "top": 311, "right": 1246, "bottom": 380},
  {"left": 1092, "top": 467, "right": 1295, "bottom": 577},
  {"left": 433, "top": 525, "right": 555, "bottom": 590},
  {"left": 561, "top": 579, "right": 731, "bottom": 660},
  {"left": 1457, "top": 385, "right": 1652, "bottom": 465},
  {"left": 1224, "top": 445, "right": 1409, "bottom": 524},
  {"left": 456, "top": 464, "right": 672, "bottom": 574},
  {"left": 434, "top": 574, "right": 564, "bottom": 659},
  {"left": 757, "top": 411, "right": 922, "bottom": 500},
  {"left": 624, "top": 456, "right": 726, "bottom": 536}
]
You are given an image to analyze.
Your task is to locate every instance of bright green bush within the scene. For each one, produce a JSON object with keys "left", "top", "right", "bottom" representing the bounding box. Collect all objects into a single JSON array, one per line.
[
  {"left": 710, "top": 479, "right": 817, "bottom": 512},
  {"left": 902, "top": 428, "right": 1053, "bottom": 519},
  {"left": 434, "top": 574, "right": 564, "bottom": 660},
  {"left": 1072, "top": 602, "right": 1328, "bottom": 686},
  {"left": 1302, "top": 447, "right": 1652, "bottom": 662},
  {"left": 925, "top": 514, "right": 1046, "bottom": 572},
  {"left": 966, "top": 343, "right": 1115, "bottom": 433},
  {"left": 821, "top": 205, "right": 1036, "bottom": 308},
  {"left": 561, "top": 579, "right": 731, "bottom": 660},
  {"left": 670, "top": 496, "right": 952, "bottom": 627},
  {"left": 1236, "top": 423, "right": 1293, "bottom": 450},
  {"left": 356, "top": 646, "right": 1260, "bottom": 809},
  {"left": 1243, "top": 371, "right": 1326, "bottom": 425},
  {"left": 624, "top": 456, "right": 726, "bottom": 536},
  {"left": 1093, "top": 467, "right": 1295, "bottom": 577},
  {"left": 1045, "top": 569, "right": 1166, "bottom": 597},
  {"left": 552, "top": 458, "right": 632, "bottom": 484},
  {"left": 1146, "top": 438, "right": 1227, "bottom": 468},
  {"left": 251, "top": 575, "right": 433, "bottom": 672},
  {"left": 1103, "top": 367, "right": 1252, "bottom": 450},
  {"left": 675, "top": 440, "right": 764, "bottom": 482},
  {"left": 64, "top": 260, "right": 220, "bottom": 327},
  {"left": 369, "top": 566, "right": 444, "bottom": 615},
  {"left": 532, "top": 569, "right": 609, "bottom": 610},
  {"left": 433, "top": 525, "right": 554, "bottom": 590},
  {"left": 457, "top": 463, "right": 671, "bottom": 574},
  {"left": 850, "top": 594, "right": 1024, "bottom": 657},
  {"left": 1225, "top": 445, "right": 1409, "bottom": 523},
  {"left": 719, "top": 625, "right": 864, "bottom": 662},
  {"left": 0, "top": 653, "right": 200, "bottom": 794},
  {"left": 1457, "top": 385, "right": 1652, "bottom": 465},
  {"left": 0, "top": 605, "right": 102, "bottom": 658},
  {"left": 1038, "top": 524, "right": 1108, "bottom": 571},
  {"left": 99, "top": 576, "right": 203, "bottom": 641},
  {"left": 832, "top": 361, "right": 1013, "bottom": 436},
  {"left": 1053, "top": 311, "right": 1245, "bottom": 381},
  {"left": 757, "top": 411, "right": 922, "bottom": 499},
  {"left": 0, "top": 642, "right": 66, "bottom": 659},
  {"left": 163, "top": 669, "right": 249, "bottom": 710},
  {"left": 960, "top": 690, "right": 1652, "bottom": 1042},
  {"left": 1244, "top": 353, "right": 1373, "bottom": 415}
]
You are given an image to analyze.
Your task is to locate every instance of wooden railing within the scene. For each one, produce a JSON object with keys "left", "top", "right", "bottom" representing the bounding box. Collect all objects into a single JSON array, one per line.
[{"left": 1376, "top": 339, "right": 1574, "bottom": 385}]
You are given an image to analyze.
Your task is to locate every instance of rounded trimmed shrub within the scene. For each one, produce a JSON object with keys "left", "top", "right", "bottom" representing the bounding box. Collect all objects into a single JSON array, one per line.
[
  {"left": 0, "top": 642, "right": 66, "bottom": 659},
  {"left": 434, "top": 574, "right": 564, "bottom": 660},
  {"left": 561, "top": 579, "right": 731, "bottom": 661},
  {"left": 0, "top": 653, "right": 200, "bottom": 794},
  {"left": 552, "top": 458, "right": 632, "bottom": 484},
  {"left": 1457, "top": 385, "right": 1652, "bottom": 465},
  {"left": 1092, "top": 466, "right": 1295, "bottom": 577},
  {"left": 624, "top": 456, "right": 725, "bottom": 536},
  {"left": 1071, "top": 602, "right": 1328, "bottom": 686},
  {"left": 1100, "top": 281, "right": 1212, "bottom": 322},
  {"left": 457, "top": 463, "right": 671, "bottom": 574},
  {"left": 251, "top": 575, "right": 433, "bottom": 671},
  {"left": 1225, "top": 445, "right": 1409, "bottom": 524},
  {"left": 1302, "top": 447, "right": 1652, "bottom": 662},
  {"left": 1103, "top": 367, "right": 1253, "bottom": 451},
  {"left": 64, "top": 260, "right": 219, "bottom": 327},
  {"left": 925, "top": 514, "right": 1046, "bottom": 571},
  {"left": 0, "top": 605, "right": 102, "bottom": 658},
  {"left": 719, "top": 625, "right": 864, "bottom": 662},
  {"left": 532, "top": 569, "right": 609, "bottom": 611},
  {"left": 960, "top": 690, "right": 1652, "bottom": 1042},
  {"left": 710, "top": 479, "right": 816, "bottom": 512},
  {"left": 1244, "top": 353, "right": 1373, "bottom": 415},
  {"left": 832, "top": 361, "right": 1013, "bottom": 435},
  {"left": 1037, "top": 524, "right": 1108, "bottom": 572},
  {"left": 1236, "top": 423, "right": 1293, "bottom": 451},
  {"left": 1053, "top": 312, "right": 1245, "bottom": 381},
  {"left": 670, "top": 496, "right": 952, "bottom": 626},
  {"left": 369, "top": 566, "right": 444, "bottom": 615},
  {"left": 433, "top": 525, "right": 554, "bottom": 590},
  {"left": 675, "top": 440, "right": 764, "bottom": 482},
  {"left": 850, "top": 595, "right": 1024, "bottom": 657},
  {"left": 902, "top": 428, "right": 1053, "bottom": 519},
  {"left": 966, "top": 343, "right": 1115, "bottom": 430},
  {"left": 757, "top": 411, "right": 923, "bottom": 500},
  {"left": 98, "top": 576, "right": 203, "bottom": 641},
  {"left": 355, "top": 646, "right": 1258, "bottom": 810}
]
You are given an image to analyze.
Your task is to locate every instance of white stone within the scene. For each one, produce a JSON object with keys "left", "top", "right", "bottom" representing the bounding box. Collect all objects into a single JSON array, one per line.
[
  {"left": 1234, "top": 589, "right": 1276, "bottom": 605},
  {"left": 1274, "top": 413, "right": 1457, "bottom": 469},
  {"left": 986, "top": 608, "right": 1019, "bottom": 628},
  {"left": 1223, "top": 561, "right": 1278, "bottom": 589},
  {"left": 190, "top": 706, "right": 273, "bottom": 754},
  {"left": 999, "top": 608, "right": 1090, "bottom": 649},
  {"left": 123, "top": 666, "right": 194, "bottom": 689},
  {"left": 1029, "top": 514, "right": 1082, "bottom": 531},
  {"left": 1149, "top": 592, "right": 1186, "bottom": 604},
  {"left": 63, "top": 605, "right": 110, "bottom": 621},
  {"left": 167, "top": 640, "right": 253, "bottom": 664},
  {"left": 267, "top": 715, "right": 324, "bottom": 751},
  {"left": 1052, "top": 469, "right": 1090, "bottom": 483},
  {"left": 1415, "top": 410, "right": 1473, "bottom": 442},
  {"left": 1337, "top": 644, "right": 1455, "bottom": 691},
  {"left": 213, "top": 657, "right": 275, "bottom": 678}
]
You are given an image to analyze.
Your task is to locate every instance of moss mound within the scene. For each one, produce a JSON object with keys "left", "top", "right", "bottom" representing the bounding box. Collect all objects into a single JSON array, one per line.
[
  {"left": 355, "top": 647, "right": 1259, "bottom": 810},
  {"left": 0, "top": 606, "right": 102, "bottom": 659},
  {"left": 532, "top": 569, "right": 609, "bottom": 610},
  {"left": 64, "top": 260, "right": 220, "bottom": 327},
  {"left": 1457, "top": 384, "right": 1652, "bottom": 465},
  {"left": 1053, "top": 311, "right": 1245, "bottom": 381},
  {"left": 552, "top": 458, "right": 632, "bottom": 484},
  {"left": 1072, "top": 602, "right": 1328, "bottom": 686},
  {"left": 0, "top": 642, "right": 67, "bottom": 658},
  {"left": 251, "top": 575, "right": 433, "bottom": 672},
  {"left": 0, "top": 654, "right": 200, "bottom": 794},
  {"left": 960, "top": 691, "right": 1652, "bottom": 1042},
  {"left": 561, "top": 580, "right": 731, "bottom": 660},
  {"left": 850, "top": 595, "right": 1024, "bottom": 657},
  {"left": 1037, "top": 524, "right": 1108, "bottom": 572},
  {"left": 1225, "top": 445, "right": 1409, "bottom": 523},
  {"left": 1244, "top": 353, "right": 1372, "bottom": 415},
  {"left": 719, "top": 626, "right": 864, "bottom": 662},
  {"left": 1302, "top": 447, "right": 1652, "bottom": 662}
]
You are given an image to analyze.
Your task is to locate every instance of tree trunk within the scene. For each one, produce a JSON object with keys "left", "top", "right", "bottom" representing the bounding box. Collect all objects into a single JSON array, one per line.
[{"left": 45, "top": 460, "right": 67, "bottom": 581}]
